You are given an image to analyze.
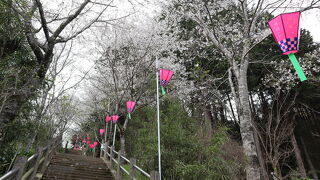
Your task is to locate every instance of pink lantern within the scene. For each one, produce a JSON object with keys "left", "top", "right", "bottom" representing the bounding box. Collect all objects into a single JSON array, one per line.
[
  {"left": 160, "top": 69, "right": 174, "bottom": 95},
  {"left": 160, "top": 69, "right": 174, "bottom": 86},
  {"left": 268, "top": 12, "right": 300, "bottom": 55},
  {"left": 93, "top": 142, "right": 98, "bottom": 147},
  {"left": 99, "top": 129, "right": 105, "bottom": 136},
  {"left": 126, "top": 101, "right": 136, "bottom": 119},
  {"left": 126, "top": 101, "right": 136, "bottom": 113},
  {"left": 87, "top": 140, "right": 91, "bottom": 144},
  {"left": 82, "top": 140, "right": 86, "bottom": 143},
  {"left": 268, "top": 12, "right": 307, "bottom": 81},
  {"left": 105, "top": 116, "right": 112, "bottom": 122},
  {"left": 112, "top": 115, "right": 119, "bottom": 123},
  {"left": 89, "top": 144, "right": 94, "bottom": 148}
]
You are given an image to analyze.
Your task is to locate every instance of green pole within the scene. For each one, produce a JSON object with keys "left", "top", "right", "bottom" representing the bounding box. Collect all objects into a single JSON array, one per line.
[{"left": 288, "top": 53, "right": 307, "bottom": 82}]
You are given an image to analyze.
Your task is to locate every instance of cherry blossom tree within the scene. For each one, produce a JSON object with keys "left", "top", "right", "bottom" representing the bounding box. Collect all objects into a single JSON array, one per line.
[{"left": 161, "top": 0, "right": 320, "bottom": 179}]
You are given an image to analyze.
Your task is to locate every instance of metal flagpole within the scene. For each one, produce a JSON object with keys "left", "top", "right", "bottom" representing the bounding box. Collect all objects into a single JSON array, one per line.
[
  {"left": 156, "top": 56, "right": 162, "bottom": 179},
  {"left": 113, "top": 124, "right": 117, "bottom": 146},
  {"left": 105, "top": 99, "right": 110, "bottom": 146}
]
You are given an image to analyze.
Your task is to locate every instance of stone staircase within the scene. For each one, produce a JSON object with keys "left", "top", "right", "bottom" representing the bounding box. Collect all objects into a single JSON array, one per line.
[{"left": 41, "top": 150, "right": 114, "bottom": 180}]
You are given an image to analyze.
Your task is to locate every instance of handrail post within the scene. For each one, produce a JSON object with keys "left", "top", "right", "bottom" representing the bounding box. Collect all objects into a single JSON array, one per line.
[
  {"left": 104, "top": 141, "right": 109, "bottom": 160},
  {"left": 110, "top": 146, "right": 115, "bottom": 169},
  {"left": 129, "top": 158, "right": 136, "bottom": 180},
  {"left": 13, "top": 156, "right": 27, "bottom": 180},
  {"left": 150, "top": 171, "right": 160, "bottom": 180},
  {"left": 29, "top": 146, "right": 43, "bottom": 179},
  {"left": 64, "top": 141, "right": 68, "bottom": 153},
  {"left": 100, "top": 144, "right": 104, "bottom": 158},
  {"left": 40, "top": 143, "right": 51, "bottom": 174},
  {"left": 48, "top": 141, "right": 56, "bottom": 162},
  {"left": 58, "top": 135, "right": 63, "bottom": 148},
  {"left": 116, "top": 150, "right": 122, "bottom": 180}
]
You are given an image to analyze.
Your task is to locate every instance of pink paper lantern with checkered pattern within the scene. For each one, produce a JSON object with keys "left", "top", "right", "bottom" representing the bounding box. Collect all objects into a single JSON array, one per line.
[
  {"left": 99, "top": 129, "right": 104, "bottom": 136},
  {"left": 126, "top": 101, "right": 136, "bottom": 113},
  {"left": 112, "top": 115, "right": 119, "bottom": 123},
  {"left": 268, "top": 12, "right": 301, "bottom": 55},
  {"left": 105, "top": 116, "right": 112, "bottom": 122},
  {"left": 160, "top": 69, "right": 174, "bottom": 86},
  {"left": 126, "top": 101, "right": 136, "bottom": 119},
  {"left": 89, "top": 144, "right": 94, "bottom": 148},
  {"left": 268, "top": 11, "right": 307, "bottom": 82},
  {"left": 159, "top": 69, "right": 174, "bottom": 95}
]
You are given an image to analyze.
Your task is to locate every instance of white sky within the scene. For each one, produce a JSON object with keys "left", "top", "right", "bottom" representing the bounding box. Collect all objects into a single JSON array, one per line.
[{"left": 301, "top": 8, "right": 320, "bottom": 42}]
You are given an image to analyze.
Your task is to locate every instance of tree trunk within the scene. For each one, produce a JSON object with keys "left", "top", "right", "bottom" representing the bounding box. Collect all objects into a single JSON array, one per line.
[
  {"left": 120, "top": 135, "right": 126, "bottom": 155},
  {"left": 0, "top": 94, "right": 26, "bottom": 143},
  {"left": 120, "top": 133, "right": 126, "bottom": 163},
  {"left": 249, "top": 92, "right": 268, "bottom": 180},
  {"left": 291, "top": 134, "right": 307, "bottom": 177},
  {"left": 238, "top": 67, "right": 261, "bottom": 180},
  {"left": 300, "top": 137, "right": 318, "bottom": 179},
  {"left": 26, "top": 132, "right": 38, "bottom": 153},
  {"left": 253, "top": 128, "right": 268, "bottom": 180},
  {"left": 202, "top": 104, "right": 213, "bottom": 137}
]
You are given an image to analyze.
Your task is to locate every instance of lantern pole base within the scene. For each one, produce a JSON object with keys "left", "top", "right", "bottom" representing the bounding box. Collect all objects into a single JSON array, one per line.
[{"left": 288, "top": 53, "right": 307, "bottom": 82}]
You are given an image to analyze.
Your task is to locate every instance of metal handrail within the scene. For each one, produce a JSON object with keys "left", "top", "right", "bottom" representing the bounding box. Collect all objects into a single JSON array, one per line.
[
  {"left": 120, "top": 155, "right": 130, "bottom": 163},
  {"left": 134, "top": 164, "right": 151, "bottom": 178},
  {"left": 103, "top": 146, "right": 151, "bottom": 178},
  {"left": 120, "top": 166, "right": 130, "bottom": 175},
  {"left": 112, "top": 150, "right": 118, "bottom": 155},
  {"left": 0, "top": 169, "right": 19, "bottom": 180},
  {"left": 27, "top": 154, "right": 38, "bottom": 162},
  {"left": 112, "top": 158, "right": 118, "bottom": 164}
]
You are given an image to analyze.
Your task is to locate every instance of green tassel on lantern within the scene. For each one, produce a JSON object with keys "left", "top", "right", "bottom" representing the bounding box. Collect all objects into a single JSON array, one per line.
[
  {"left": 161, "top": 86, "right": 166, "bottom": 95},
  {"left": 128, "top": 113, "right": 131, "bottom": 119},
  {"left": 288, "top": 53, "right": 307, "bottom": 81}
]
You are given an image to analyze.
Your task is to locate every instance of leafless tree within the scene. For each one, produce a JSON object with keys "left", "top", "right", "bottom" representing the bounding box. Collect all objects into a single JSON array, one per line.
[{"left": 254, "top": 90, "right": 298, "bottom": 179}]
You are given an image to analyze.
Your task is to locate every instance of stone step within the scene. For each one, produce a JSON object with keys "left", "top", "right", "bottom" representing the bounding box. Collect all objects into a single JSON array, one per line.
[
  {"left": 44, "top": 166, "right": 110, "bottom": 175},
  {"left": 42, "top": 151, "right": 114, "bottom": 180}
]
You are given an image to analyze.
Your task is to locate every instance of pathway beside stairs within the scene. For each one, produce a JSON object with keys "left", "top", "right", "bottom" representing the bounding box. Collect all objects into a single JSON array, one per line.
[{"left": 42, "top": 150, "right": 114, "bottom": 180}]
